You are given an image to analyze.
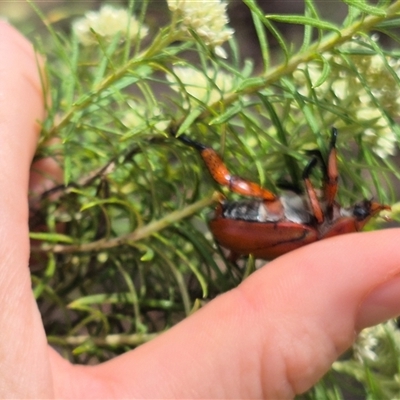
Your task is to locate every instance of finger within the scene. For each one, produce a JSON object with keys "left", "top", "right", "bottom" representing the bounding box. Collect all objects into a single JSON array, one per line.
[
  {"left": 51, "top": 228, "right": 400, "bottom": 399},
  {"left": 0, "top": 21, "right": 54, "bottom": 398}
]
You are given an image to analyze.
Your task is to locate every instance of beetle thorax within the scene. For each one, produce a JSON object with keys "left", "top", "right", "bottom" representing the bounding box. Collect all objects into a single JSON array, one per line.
[{"left": 220, "top": 192, "right": 312, "bottom": 224}]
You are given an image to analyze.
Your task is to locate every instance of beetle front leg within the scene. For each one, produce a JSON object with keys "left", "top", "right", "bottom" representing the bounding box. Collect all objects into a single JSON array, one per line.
[{"left": 177, "top": 134, "right": 277, "bottom": 201}]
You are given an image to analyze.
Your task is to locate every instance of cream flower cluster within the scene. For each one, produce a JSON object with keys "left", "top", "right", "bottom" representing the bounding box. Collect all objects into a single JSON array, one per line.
[
  {"left": 122, "top": 100, "right": 169, "bottom": 133},
  {"left": 73, "top": 5, "right": 148, "bottom": 46},
  {"left": 167, "top": 0, "right": 234, "bottom": 58},
  {"left": 293, "top": 40, "right": 399, "bottom": 159},
  {"left": 332, "top": 320, "right": 400, "bottom": 397},
  {"left": 167, "top": 66, "right": 234, "bottom": 106},
  {"left": 348, "top": 320, "right": 400, "bottom": 369}
]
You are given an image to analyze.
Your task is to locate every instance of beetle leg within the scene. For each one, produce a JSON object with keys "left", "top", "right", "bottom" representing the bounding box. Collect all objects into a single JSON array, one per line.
[
  {"left": 302, "top": 156, "right": 324, "bottom": 224},
  {"left": 324, "top": 127, "right": 339, "bottom": 211},
  {"left": 177, "top": 134, "right": 277, "bottom": 201}
]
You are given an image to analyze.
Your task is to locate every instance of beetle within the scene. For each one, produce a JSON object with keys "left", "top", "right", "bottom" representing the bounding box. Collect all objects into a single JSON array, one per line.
[{"left": 177, "top": 128, "right": 390, "bottom": 260}]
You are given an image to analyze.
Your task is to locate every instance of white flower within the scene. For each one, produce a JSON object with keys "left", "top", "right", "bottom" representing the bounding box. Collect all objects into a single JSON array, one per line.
[
  {"left": 167, "top": 66, "right": 234, "bottom": 106},
  {"left": 356, "top": 107, "right": 382, "bottom": 123},
  {"left": 353, "top": 326, "right": 379, "bottom": 363},
  {"left": 122, "top": 100, "right": 169, "bottom": 133},
  {"left": 293, "top": 44, "right": 399, "bottom": 159},
  {"left": 73, "top": 5, "right": 148, "bottom": 46},
  {"left": 374, "top": 127, "right": 397, "bottom": 158},
  {"left": 356, "top": 108, "right": 397, "bottom": 158},
  {"left": 331, "top": 78, "right": 349, "bottom": 100},
  {"left": 353, "top": 321, "right": 400, "bottom": 365},
  {"left": 368, "top": 54, "right": 386, "bottom": 75},
  {"left": 167, "top": 0, "right": 234, "bottom": 57}
]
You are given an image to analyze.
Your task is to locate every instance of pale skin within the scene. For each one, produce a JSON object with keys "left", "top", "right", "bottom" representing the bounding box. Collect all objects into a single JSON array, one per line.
[{"left": 2, "top": 20, "right": 400, "bottom": 399}]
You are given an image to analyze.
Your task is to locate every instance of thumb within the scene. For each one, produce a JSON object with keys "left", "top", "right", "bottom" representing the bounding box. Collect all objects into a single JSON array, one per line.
[
  {"left": 0, "top": 21, "right": 53, "bottom": 398},
  {"left": 57, "top": 228, "right": 400, "bottom": 399}
]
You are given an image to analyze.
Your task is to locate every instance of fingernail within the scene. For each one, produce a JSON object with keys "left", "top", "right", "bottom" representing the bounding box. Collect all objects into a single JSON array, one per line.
[{"left": 357, "top": 274, "right": 400, "bottom": 330}]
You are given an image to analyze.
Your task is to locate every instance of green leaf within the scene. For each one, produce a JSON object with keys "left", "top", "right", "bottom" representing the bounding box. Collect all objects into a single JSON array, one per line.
[
  {"left": 300, "top": 0, "right": 322, "bottom": 52},
  {"left": 280, "top": 77, "right": 321, "bottom": 137},
  {"left": 236, "top": 77, "right": 267, "bottom": 92},
  {"left": 376, "top": 17, "right": 400, "bottom": 29},
  {"left": 258, "top": 93, "right": 301, "bottom": 186},
  {"left": 177, "top": 108, "right": 203, "bottom": 135},
  {"left": 341, "top": 0, "right": 387, "bottom": 16},
  {"left": 63, "top": 147, "right": 72, "bottom": 186},
  {"left": 33, "top": 253, "right": 56, "bottom": 299},
  {"left": 139, "top": 246, "right": 155, "bottom": 261},
  {"left": 29, "top": 232, "right": 74, "bottom": 243},
  {"left": 311, "top": 56, "right": 331, "bottom": 89},
  {"left": 250, "top": 9, "right": 270, "bottom": 71},
  {"left": 209, "top": 103, "right": 242, "bottom": 125},
  {"left": 243, "top": 0, "right": 289, "bottom": 62},
  {"left": 265, "top": 15, "right": 341, "bottom": 34},
  {"left": 80, "top": 198, "right": 134, "bottom": 212},
  {"left": 68, "top": 293, "right": 177, "bottom": 309}
]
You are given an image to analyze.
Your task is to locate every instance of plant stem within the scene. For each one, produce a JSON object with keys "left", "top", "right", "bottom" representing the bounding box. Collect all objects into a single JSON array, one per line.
[{"left": 32, "top": 194, "right": 216, "bottom": 254}]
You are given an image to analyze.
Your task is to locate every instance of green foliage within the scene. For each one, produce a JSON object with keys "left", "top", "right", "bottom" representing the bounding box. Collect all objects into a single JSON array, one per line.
[{"left": 23, "top": 0, "right": 400, "bottom": 395}]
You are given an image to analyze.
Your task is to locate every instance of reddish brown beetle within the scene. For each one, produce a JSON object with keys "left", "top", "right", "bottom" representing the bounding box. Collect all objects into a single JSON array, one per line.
[{"left": 177, "top": 128, "right": 390, "bottom": 260}]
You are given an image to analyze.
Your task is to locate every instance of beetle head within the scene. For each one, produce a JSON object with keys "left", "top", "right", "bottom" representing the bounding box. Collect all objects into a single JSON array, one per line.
[{"left": 351, "top": 199, "right": 391, "bottom": 230}]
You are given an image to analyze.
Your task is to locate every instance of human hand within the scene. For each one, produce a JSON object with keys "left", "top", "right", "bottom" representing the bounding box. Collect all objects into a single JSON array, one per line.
[{"left": 2, "top": 20, "right": 400, "bottom": 399}]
